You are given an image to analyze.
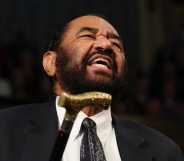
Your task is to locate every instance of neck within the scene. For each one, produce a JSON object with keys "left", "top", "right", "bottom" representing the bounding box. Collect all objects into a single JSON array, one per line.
[
  {"left": 56, "top": 83, "right": 111, "bottom": 116},
  {"left": 54, "top": 81, "right": 71, "bottom": 95},
  {"left": 82, "top": 105, "right": 104, "bottom": 116}
]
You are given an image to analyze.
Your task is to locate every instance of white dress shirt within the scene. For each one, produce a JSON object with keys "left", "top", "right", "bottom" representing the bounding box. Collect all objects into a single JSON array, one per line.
[{"left": 56, "top": 96, "right": 121, "bottom": 161}]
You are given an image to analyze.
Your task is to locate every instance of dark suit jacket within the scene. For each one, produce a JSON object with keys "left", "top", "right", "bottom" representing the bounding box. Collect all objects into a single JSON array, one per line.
[{"left": 0, "top": 102, "right": 183, "bottom": 161}]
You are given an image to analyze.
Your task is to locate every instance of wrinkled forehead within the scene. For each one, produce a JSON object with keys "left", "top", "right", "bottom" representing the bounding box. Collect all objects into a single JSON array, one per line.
[{"left": 66, "top": 15, "right": 120, "bottom": 36}]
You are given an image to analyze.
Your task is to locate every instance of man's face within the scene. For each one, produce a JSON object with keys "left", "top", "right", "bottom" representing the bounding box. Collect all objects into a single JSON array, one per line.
[{"left": 56, "top": 15, "right": 126, "bottom": 94}]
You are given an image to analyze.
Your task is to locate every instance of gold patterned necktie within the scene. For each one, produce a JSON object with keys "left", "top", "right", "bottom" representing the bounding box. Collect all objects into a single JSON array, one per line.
[{"left": 80, "top": 118, "right": 107, "bottom": 161}]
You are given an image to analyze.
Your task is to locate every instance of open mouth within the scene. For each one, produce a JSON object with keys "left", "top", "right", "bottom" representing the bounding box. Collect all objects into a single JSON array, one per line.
[
  {"left": 92, "top": 58, "right": 112, "bottom": 69},
  {"left": 87, "top": 54, "right": 113, "bottom": 69}
]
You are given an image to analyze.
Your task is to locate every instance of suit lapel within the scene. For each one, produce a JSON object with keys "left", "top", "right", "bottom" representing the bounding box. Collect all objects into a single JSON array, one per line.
[
  {"left": 18, "top": 102, "right": 156, "bottom": 161},
  {"left": 21, "top": 101, "right": 58, "bottom": 161},
  {"left": 113, "top": 116, "right": 154, "bottom": 161}
]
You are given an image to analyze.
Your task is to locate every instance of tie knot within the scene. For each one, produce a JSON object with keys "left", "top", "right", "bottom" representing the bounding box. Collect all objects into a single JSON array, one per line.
[{"left": 82, "top": 118, "right": 96, "bottom": 130}]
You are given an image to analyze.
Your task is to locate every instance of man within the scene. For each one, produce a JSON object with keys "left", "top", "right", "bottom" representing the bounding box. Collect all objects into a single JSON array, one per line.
[{"left": 0, "top": 14, "right": 183, "bottom": 161}]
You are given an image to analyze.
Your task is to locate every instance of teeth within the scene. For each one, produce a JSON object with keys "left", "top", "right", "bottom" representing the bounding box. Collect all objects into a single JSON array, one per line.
[
  {"left": 96, "top": 60, "right": 107, "bottom": 65},
  {"left": 87, "top": 54, "right": 113, "bottom": 69},
  {"left": 93, "top": 58, "right": 111, "bottom": 68}
]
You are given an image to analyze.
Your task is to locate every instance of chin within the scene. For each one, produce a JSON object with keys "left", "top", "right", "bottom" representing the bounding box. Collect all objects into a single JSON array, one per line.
[
  {"left": 88, "top": 78, "right": 112, "bottom": 85},
  {"left": 79, "top": 77, "right": 113, "bottom": 94},
  {"left": 57, "top": 70, "right": 115, "bottom": 94},
  {"left": 85, "top": 72, "right": 113, "bottom": 83}
]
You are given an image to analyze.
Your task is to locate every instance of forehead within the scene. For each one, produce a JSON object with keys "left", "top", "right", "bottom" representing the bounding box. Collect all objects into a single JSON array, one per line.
[{"left": 66, "top": 15, "right": 119, "bottom": 36}]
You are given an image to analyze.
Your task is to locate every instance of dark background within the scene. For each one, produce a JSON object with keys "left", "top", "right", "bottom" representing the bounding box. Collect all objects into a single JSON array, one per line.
[{"left": 0, "top": 0, "right": 184, "bottom": 151}]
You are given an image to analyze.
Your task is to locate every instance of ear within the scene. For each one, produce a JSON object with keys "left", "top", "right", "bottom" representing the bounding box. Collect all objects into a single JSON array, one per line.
[{"left": 42, "top": 51, "right": 57, "bottom": 77}]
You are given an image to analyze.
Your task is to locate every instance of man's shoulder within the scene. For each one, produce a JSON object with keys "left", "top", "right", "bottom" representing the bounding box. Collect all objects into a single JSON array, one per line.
[
  {"left": 113, "top": 117, "right": 183, "bottom": 161},
  {"left": 113, "top": 116, "right": 183, "bottom": 159},
  {"left": 114, "top": 116, "right": 175, "bottom": 144},
  {"left": 0, "top": 102, "right": 54, "bottom": 121}
]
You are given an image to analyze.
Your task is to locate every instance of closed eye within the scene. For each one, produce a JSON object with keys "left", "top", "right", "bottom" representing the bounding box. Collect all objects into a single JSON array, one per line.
[
  {"left": 79, "top": 34, "right": 96, "bottom": 39},
  {"left": 112, "top": 42, "right": 122, "bottom": 50}
]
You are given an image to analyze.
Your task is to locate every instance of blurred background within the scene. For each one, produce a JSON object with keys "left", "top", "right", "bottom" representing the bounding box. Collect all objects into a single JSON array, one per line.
[{"left": 0, "top": 0, "right": 183, "bottom": 151}]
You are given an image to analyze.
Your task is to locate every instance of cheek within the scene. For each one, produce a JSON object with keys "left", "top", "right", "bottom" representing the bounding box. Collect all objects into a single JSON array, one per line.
[
  {"left": 70, "top": 41, "right": 93, "bottom": 64},
  {"left": 61, "top": 39, "right": 94, "bottom": 69},
  {"left": 63, "top": 45, "right": 81, "bottom": 66},
  {"left": 115, "top": 53, "right": 125, "bottom": 76},
  {"left": 63, "top": 43, "right": 90, "bottom": 71}
]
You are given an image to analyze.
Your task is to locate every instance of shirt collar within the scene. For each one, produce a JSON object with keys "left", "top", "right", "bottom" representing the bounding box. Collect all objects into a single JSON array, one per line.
[{"left": 56, "top": 96, "right": 113, "bottom": 145}]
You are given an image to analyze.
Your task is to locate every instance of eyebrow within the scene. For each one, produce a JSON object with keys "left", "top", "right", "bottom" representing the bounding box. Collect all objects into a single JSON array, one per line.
[
  {"left": 76, "top": 26, "right": 121, "bottom": 42},
  {"left": 107, "top": 32, "right": 121, "bottom": 41},
  {"left": 76, "top": 27, "right": 99, "bottom": 35}
]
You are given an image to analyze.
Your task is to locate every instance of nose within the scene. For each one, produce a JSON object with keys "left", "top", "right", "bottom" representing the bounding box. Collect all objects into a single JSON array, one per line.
[{"left": 93, "top": 36, "right": 112, "bottom": 51}]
